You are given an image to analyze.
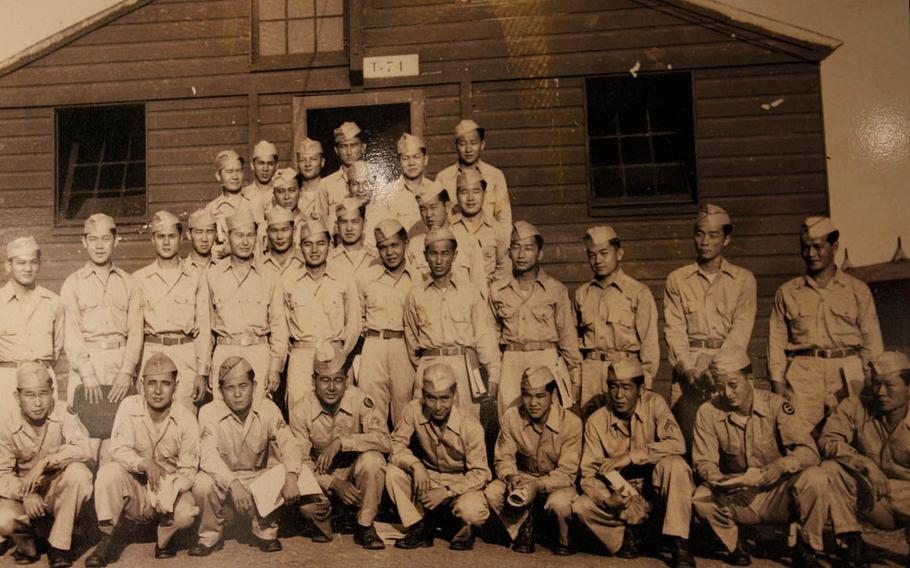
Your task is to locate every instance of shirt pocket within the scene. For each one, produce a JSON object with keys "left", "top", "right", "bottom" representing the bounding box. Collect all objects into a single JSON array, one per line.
[
  {"left": 449, "top": 307, "right": 474, "bottom": 342},
  {"left": 787, "top": 299, "right": 817, "bottom": 341},
  {"left": 828, "top": 300, "right": 859, "bottom": 338},
  {"left": 606, "top": 304, "right": 637, "bottom": 349},
  {"left": 492, "top": 299, "right": 516, "bottom": 322},
  {"left": 531, "top": 303, "right": 555, "bottom": 329}
]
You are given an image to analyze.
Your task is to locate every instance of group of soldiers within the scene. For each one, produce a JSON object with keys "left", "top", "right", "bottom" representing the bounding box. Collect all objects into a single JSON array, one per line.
[{"left": 0, "top": 117, "right": 907, "bottom": 568}]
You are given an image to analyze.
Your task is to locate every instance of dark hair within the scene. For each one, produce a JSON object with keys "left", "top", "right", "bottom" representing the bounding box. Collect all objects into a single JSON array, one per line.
[
  {"left": 827, "top": 230, "right": 840, "bottom": 245},
  {"left": 898, "top": 369, "right": 910, "bottom": 386},
  {"left": 609, "top": 238, "right": 622, "bottom": 249},
  {"left": 722, "top": 225, "right": 733, "bottom": 237},
  {"left": 533, "top": 235, "right": 544, "bottom": 250}
]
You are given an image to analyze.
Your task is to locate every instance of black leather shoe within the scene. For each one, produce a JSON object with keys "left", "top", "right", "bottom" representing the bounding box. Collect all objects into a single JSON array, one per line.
[
  {"left": 553, "top": 542, "right": 576, "bottom": 556},
  {"left": 840, "top": 532, "right": 869, "bottom": 568},
  {"left": 12, "top": 548, "right": 39, "bottom": 565},
  {"left": 187, "top": 539, "right": 223, "bottom": 557},
  {"left": 512, "top": 516, "right": 534, "bottom": 554},
  {"left": 792, "top": 537, "right": 821, "bottom": 568},
  {"left": 449, "top": 525, "right": 475, "bottom": 551},
  {"left": 84, "top": 534, "right": 115, "bottom": 568},
  {"left": 672, "top": 538, "right": 697, "bottom": 568},
  {"left": 395, "top": 519, "right": 432, "bottom": 549},
  {"left": 354, "top": 524, "right": 385, "bottom": 550},
  {"left": 154, "top": 540, "right": 178, "bottom": 559},
  {"left": 616, "top": 529, "right": 640, "bottom": 559},
  {"left": 257, "top": 538, "right": 282, "bottom": 553},
  {"left": 47, "top": 547, "right": 71, "bottom": 568},
  {"left": 0, "top": 539, "right": 14, "bottom": 557},
  {"left": 726, "top": 543, "right": 752, "bottom": 566}
]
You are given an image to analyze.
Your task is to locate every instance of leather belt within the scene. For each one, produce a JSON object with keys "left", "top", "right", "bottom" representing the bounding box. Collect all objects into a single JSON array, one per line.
[
  {"left": 290, "top": 339, "right": 342, "bottom": 350},
  {"left": 145, "top": 334, "right": 194, "bottom": 346},
  {"left": 690, "top": 339, "right": 724, "bottom": 349},
  {"left": 216, "top": 335, "right": 267, "bottom": 347},
  {"left": 502, "top": 341, "right": 556, "bottom": 352},
  {"left": 365, "top": 329, "right": 405, "bottom": 339},
  {"left": 85, "top": 337, "right": 125, "bottom": 349},
  {"left": 584, "top": 350, "right": 636, "bottom": 362},
  {"left": 0, "top": 361, "right": 49, "bottom": 370},
  {"left": 0, "top": 362, "right": 16, "bottom": 369},
  {"left": 421, "top": 347, "right": 467, "bottom": 357},
  {"left": 791, "top": 347, "right": 859, "bottom": 359}
]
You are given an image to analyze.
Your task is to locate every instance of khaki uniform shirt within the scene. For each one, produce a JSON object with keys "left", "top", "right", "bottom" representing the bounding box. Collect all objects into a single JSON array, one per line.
[
  {"left": 450, "top": 212, "right": 510, "bottom": 283},
  {"left": 437, "top": 160, "right": 512, "bottom": 238},
  {"left": 574, "top": 269, "right": 660, "bottom": 387},
  {"left": 378, "top": 176, "right": 426, "bottom": 234},
  {"left": 327, "top": 246, "right": 379, "bottom": 284},
  {"left": 390, "top": 399, "right": 491, "bottom": 494},
  {"left": 663, "top": 259, "right": 757, "bottom": 373},
  {"left": 206, "top": 260, "right": 288, "bottom": 375},
  {"left": 0, "top": 407, "right": 91, "bottom": 500},
  {"left": 108, "top": 394, "right": 199, "bottom": 485},
  {"left": 134, "top": 259, "right": 212, "bottom": 376},
  {"left": 282, "top": 266, "right": 361, "bottom": 353},
  {"left": 198, "top": 398, "right": 303, "bottom": 490},
  {"left": 768, "top": 270, "right": 883, "bottom": 382},
  {"left": 60, "top": 263, "right": 143, "bottom": 379},
  {"left": 0, "top": 283, "right": 64, "bottom": 365},
  {"left": 357, "top": 263, "right": 421, "bottom": 333},
  {"left": 495, "top": 404, "right": 581, "bottom": 493},
  {"left": 185, "top": 253, "right": 215, "bottom": 275},
  {"left": 205, "top": 188, "right": 257, "bottom": 239},
  {"left": 403, "top": 275, "right": 502, "bottom": 384},
  {"left": 693, "top": 389, "right": 819, "bottom": 483},
  {"left": 261, "top": 251, "right": 304, "bottom": 278},
  {"left": 297, "top": 186, "right": 330, "bottom": 224},
  {"left": 406, "top": 229, "right": 487, "bottom": 293},
  {"left": 321, "top": 168, "right": 350, "bottom": 211},
  {"left": 289, "top": 386, "right": 391, "bottom": 490},
  {"left": 819, "top": 396, "right": 910, "bottom": 480}
]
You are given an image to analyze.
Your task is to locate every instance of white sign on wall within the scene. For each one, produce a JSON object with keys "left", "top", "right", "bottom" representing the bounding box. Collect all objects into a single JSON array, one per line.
[{"left": 363, "top": 54, "right": 420, "bottom": 79}]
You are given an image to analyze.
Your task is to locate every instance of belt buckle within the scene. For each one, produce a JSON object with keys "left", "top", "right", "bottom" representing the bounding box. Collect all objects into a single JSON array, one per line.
[{"left": 239, "top": 336, "right": 252, "bottom": 347}]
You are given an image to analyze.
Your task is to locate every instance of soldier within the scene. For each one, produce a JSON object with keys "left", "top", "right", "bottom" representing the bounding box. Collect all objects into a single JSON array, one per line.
[
  {"left": 60, "top": 214, "right": 142, "bottom": 454},
  {"left": 484, "top": 366, "right": 580, "bottom": 555},
  {"left": 322, "top": 121, "right": 366, "bottom": 210},
  {"left": 205, "top": 150, "right": 255, "bottom": 258},
  {"left": 491, "top": 221, "right": 582, "bottom": 416},
  {"left": 260, "top": 206, "right": 303, "bottom": 277},
  {"left": 190, "top": 357, "right": 304, "bottom": 555},
  {"left": 86, "top": 353, "right": 200, "bottom": 566},
  {"left": 449, "top": 169, "right": 509, "bottom": 284},
  {"left": 574, "top": 226, "right": 659, "bottom": 409},
  {"left": 185, "top": 209, "right": 218, "bottom": 274},
  {"left": 133, "top": 211, "right": 211, "bottom": 413},
  {"left": 356, "top": 219, "right": 420, "bottom": 426},
  {"left": 295, "top": 137, "right": 330, "bottom": 223},
  {"left": 206, "top": 209, "right": 288, "bottom": 402},
  {"left": 327, "top": 197, "right": 379, "bottom": 283},
  {"left": 282, "top": 219, "right": 361, "bottom": 411},
  {"left": 244, "top": 139, "right": 279, "bottom": 216},
  {"left": 664, "top": 204, "right": 757, "bottom": 450},
  {"left": 769, "top": 216, "right": 883, "bottom": 432},
  {"left": 403, "top": 227, "right": 501, "bottom": 418},
  {"left": 573, "top": 358, "right": 695, "bottom": 567},
  {"left": 0, "top": 363, "right": 92, "bottom": 568},
  {"left": 386, "top": 363, "right": 491, "bottom": 550},
  {"left": 820, "top": 351, "right": 910, "bottom": 568},
  {"left": 290, "top": 345, "right": 390, "bottom": 549},
  {"left": 436, "top": 119, "right": 511, "bottom": 238},
  {"left": 692, "top": 350, "right": 828, "bottom": 567},
  {"left": 0, "top": 237, "right": 64, "bottom": 406},
  {"left": 382, "top": 133, "right": 429, "bottom": 234}
]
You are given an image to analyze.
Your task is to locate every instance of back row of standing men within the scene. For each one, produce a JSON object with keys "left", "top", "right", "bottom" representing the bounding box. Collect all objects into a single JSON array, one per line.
[{"left": 0, "top": 117, "right": 901, "bottom": 568}]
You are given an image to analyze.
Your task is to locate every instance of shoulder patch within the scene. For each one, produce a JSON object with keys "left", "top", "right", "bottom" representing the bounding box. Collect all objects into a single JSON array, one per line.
[
  {"left": 782, "top": 401, "right": 795, "bottom": 415},
  {"left": 363, "top": 396, "right": 374, "bottom": 409}
]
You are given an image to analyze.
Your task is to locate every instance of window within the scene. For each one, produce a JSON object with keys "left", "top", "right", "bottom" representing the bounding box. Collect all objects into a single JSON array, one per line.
[
  {"left": 254, "top": 0, "right": 346, "bottom": 68},
  {"left": 585, "top": 73, "right": 697, "bottom": 209},
  {"left": 56, "top": 105, "right": 146, "bottom": 224}
]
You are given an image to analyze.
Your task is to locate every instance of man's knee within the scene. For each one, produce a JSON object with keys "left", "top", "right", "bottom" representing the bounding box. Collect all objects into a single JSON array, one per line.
[
  {"left": 385, "top": 464, "right": 410, "bottom": 490},
  {"left": 657, "top": 454, "right": 691, "bottom": 476},
  {"left": 453, "top": 491, "right": 489, "bottom": 526},
  {"left": 59, "top": 462, "right": 94, "bottom": 493},
  {"left": 691, "top": 484, "right": 717, "bottom": 518},
  {"left": 355, "top": 451, "right": 387, "bottom": 478},
  {"left": 0, "top": 505, "right": 19, "bottom": 537},
  {"left": 483, "top": 480, "right": 506, "bottom": 511},
  {"left": 794, "top": 466, "right": 828, "bottom": 497},
  {"left": 172, "top": 493, "right": 198, "bottom": 529},
  {"left": 545, "top": 487, "right": 577, "bottom": 519},
  {"left": 95, "top": 462, "right": 128, "bottom": 490},
  {"left": 571, "top": 494, "right": 598, "bottom": 520},
  {"left": 192, "top": 472, "right": 218, "bottom": 501}
]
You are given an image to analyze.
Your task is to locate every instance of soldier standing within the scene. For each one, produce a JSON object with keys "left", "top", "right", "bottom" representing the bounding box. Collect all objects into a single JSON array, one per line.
[
  {"left": 185, "top": 209, "right": 218, "bottom": 274},
  {"left": 327, "top": 197, "right": 379, "bottom": 283},
  {"left": 322, "top": 122, "right": 366, "bottom": 211},
  {"left": 449, "top": 169, "right": 510, "bottom": 284},
  {"left": 260, "top": 207, "right": 303, "bottom": 277},
  {"left": 244, "top": 140, "right": 279, "bottom": 217},
  {"left": 384, "top": 133, "right": 429, "bottom": 234},
  {"left": 295, "top": 138, "right": 330, "bottom": 223},
  {"left": 205, "top": 150, "right": 255, "bottom": 258}
]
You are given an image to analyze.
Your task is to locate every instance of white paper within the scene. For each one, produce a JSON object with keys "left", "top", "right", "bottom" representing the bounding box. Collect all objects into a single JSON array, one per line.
[{"left": 248, "top": 463, "right": 325, "bottom": 518}]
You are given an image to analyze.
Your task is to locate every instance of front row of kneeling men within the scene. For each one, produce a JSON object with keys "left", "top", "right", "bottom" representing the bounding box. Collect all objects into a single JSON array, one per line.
[{"left": 3, "top": 343, "right": 909, "bottom": 568}]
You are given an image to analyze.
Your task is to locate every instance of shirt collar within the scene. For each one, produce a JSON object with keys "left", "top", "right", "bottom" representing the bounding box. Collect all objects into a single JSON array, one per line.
[
  {"left": 801, "top": 268, "right": 847, "bottom": 290},
  {"left": 418, "top": 404, "right": 464, "bottom": 435},
  {"left": 0, "top": 282, "right": 49, "bottom": 303},
  {"left": 518, "top": 404, "right": 562, "bottom": 434},
  {"left": 591, "top": 268, "right": 627, "bottom": 292},
  {"left": 10, "top": 405, "right": 63, "bottom": 434}
]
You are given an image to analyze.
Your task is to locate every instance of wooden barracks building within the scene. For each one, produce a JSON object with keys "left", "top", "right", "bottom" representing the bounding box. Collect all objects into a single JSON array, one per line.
[{"left": 0, "top": 0, "right": 840, "bottom": 390}]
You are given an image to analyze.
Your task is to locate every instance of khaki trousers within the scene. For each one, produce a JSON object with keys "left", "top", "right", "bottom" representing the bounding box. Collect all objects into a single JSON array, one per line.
[
  {"left": 299, "top": 450, "right": 386, "bottom": 529},
  {"left": 141, "top": 342, "right": 197, "bottom": 414},
  {"left": 784, "top": 355, "right": 861, "bottom": 430},
  {"left": 823, "top": 460, "right": 910, "bottom": 540},
  {"left": 358, "top": 337, "right": 416, "bottom": 427},
  {"left": 192, "top": 469, "right": 280, "bottom": 547},
  {"left": 484, "top": 479, "right": 576, "bottom": 545},
  {"left": 286, "top": 346, "right": 315, "bottom": 414},
  {"left": 385, "top": 464, "right": 489, "bottom": 529},
  {"left": 211, "top": 343, "right": 271, "bottom": 401},
  {"left": 67, "top": 346, "right": 125, "bottom": 405}
]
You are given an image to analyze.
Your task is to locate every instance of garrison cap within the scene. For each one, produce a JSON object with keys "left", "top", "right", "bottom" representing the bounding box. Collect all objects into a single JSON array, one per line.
[
  {"left": 142, "top": 352, "right": 178, "bottom": 378},
  {"left": 149, "top": 210, "right": 181, "bottom": 235},
  {"left": 84, "top": 213, "right": 117, "bottom": 235},
  {"left": 296, "top": 137, "right": 323, "bottom": 156},
  {"left": 871, "top": 351, "right": 910, "bottom": 377},
  {"left": 802, "top": 216, "right": 838, "bottom": 240},
  {"left": 424, "top": 227, "right": 457, "bottom": 248},
  {"left": 17, "top": 361, "right": 51, "bottom": 388},
  {"left": 214, "top": 149, "right": 243, "bottom": 172},
  {"left": 397, "top": 133, "right": 426, "bottom": 155},
  {"left": 455, "top": 169, "right": 485, "bottom": 190},
  {"left": 415, "top": 179, "right": 447, "bottom": 205},
  {"left": 188, "top": 209, "right": 217, "bottom": 229},
  {"left": 6, "top": 236, "right": 39, "bottom": 259},
  {"left": 272, "top": 167, "right": 298, "bottom": 189},
  {"left": 511, "top": 221, "right": 541, "bottom": 243},
  {"left": 347, "top": 161, "right": 370, "bottom": 183},
  {"left": 584, "top": 225, "right": 619, "bottom": 247},
  {"left": 608, "top": 358, "right": 645, "bottom": 382},
  {"left": 335, "top": 197, "right": 365, "bottom": 220},
  {"left": 251, "top": 140, "right": 278, "bottom": 161},
  {"left": 521, "top": 366, "right": 556, "bottom": 391},
  {"left": 422, "top": 363, "right": 457, "bottom": 392},
  {"left": 710, "top": 349, "right": 752, "bottom": 379},
  {"left": 299, "top": 219, "right": 330, "bottom": 241},
  {"left": 225, "top": 209, "right": 257, "bottom": 232},
  {"left": 454, "top": 119, "right": 482, "bottom": 140},
  {"left": 374, "top": 218, "right": 405, "bottom": 244},
  {"left": 265, "top": 206, "right": 295, "bottom": 227},
  {"left": 334, "top": 121, "right": 361, "bottom": 143},
  {"left": 218, "top": 356, "right": 254, "bottom": 386},
  {"left": 313, "top": 342, "right": 347, "bottom": 377},
  {"left": 696, "top": 204, "right": 732, "bottom": 229}
]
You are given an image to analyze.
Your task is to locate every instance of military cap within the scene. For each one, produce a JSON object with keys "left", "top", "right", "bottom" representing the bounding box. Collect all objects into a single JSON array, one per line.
[
  {"left": 696, "top": 204, "right": 732, "bottom": 229},
  {"left": 299, "top": 219, "right": 330, "bottom": 241},
  {"left": 272, "top": 167, "right": 298, "bottom": 189},
  {"left": 296, "top": 137, "right": 323, "bottom": 156},
  {"left": 511, "top": 221, "right": 541, "bottom": 243},
  {"left": 143, "top": 352, "right": 178, "bottom": 378},
  {"left": 455, "top": 169, "right": 485, "bottom": 190},
  {"left": 251, "top": 140, "right": 278, "bottom": 161},
  {"left": 710, "top": 349, "right": 752, "bottom": 378},
  {"left": 424, "top": 227, "right": 457, "bottom": 248},
  {"left": 84, "top": 213, "right": 117, "bottom": 235},
  {"left": 218, "top": 356, "right": 254, "bottom": 386},
  {"left": 608, "top": 358, "right": 645, "bottom": 382},
  {"left": 422, "top": 363, "right": 457, "bottom": 392},
  {"left": 374, "top": 218, "right": 406, "bottom": 244},
  {"left": 224, "top": 209, "right": 256, "bottom": 232},
  {"left": 149, "top": 210, "right": 181, "bottom": 235},
  {"left": 454, "top": 119, "right": 482, "bottom": 140},
  {"left": 415, "top": 179, "right": 447, "bottom": 205},
  {"left": 871, "top": 351, "right": 910, "bottom": 377},
  {"left": 17, "top": 361, "right": 51, "bottom": 388},
  {"left": 188, "top": 209, "right": 217, "bottom": 229},
  {"left": 521, "top": 366, "right": 556, "bottom": 391},
  {"left": 313, "top": 342, "right": 347, "bottom": 377},
  {"left": 265, "top": 206, "right": 295, "bottom": 227},
  {"left": 347, "top": 160, "right": 370, "bottom": 183},
  {"left": 397, "top": 133, "right": 426, "bottom": 155},
  {"left": 583, "top": 225, "right": 619, "bottom": 246},
  {"left": 335, "top": 197, "right": 365, "bottom": 220},
  {"left": 334, "top": 121, "right": 361, "bottom": 143},
  {"left": 6, "top": 236, "right": 39, "bottom": 259},
  {"left": 802, "top": 216, "right": 838, "bottom": 240},
  {"left": 214, "top": 149, "right": 243, "bottom": 172}
]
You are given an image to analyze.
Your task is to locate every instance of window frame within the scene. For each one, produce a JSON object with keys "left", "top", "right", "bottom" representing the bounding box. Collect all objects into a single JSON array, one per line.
[
  {"left": 53, "top": 102, "right": 148, "bottom": 229},
  {"left": 583, "top": 70, "right": 700, "bottom": 218},
  {"left": 250, "top": 0, "right": 350, "bottom": 72}
]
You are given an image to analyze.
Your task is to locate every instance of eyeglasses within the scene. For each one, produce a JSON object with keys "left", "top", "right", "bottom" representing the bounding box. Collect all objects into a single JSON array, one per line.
[
  {"left": 316, "top": 376, "right": 346, "bottom": 386},
  {"left": 18, "top": 390, "right": 52, "bottom": 401}
]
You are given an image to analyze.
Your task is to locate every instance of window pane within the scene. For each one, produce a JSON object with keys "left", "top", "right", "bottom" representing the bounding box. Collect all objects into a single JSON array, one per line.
[
  {"left": 98, "top": 164, "right": 125, "bottom": 191},
  {"left": 625, "top": 166, "right": 656, "bottom": 197},
  {"left": 591, "top": 167, "right": 624, "bottom": 199},
  {"left": 259, "top": 21, "right": 287, "bottom": 56},
  {"left": 590, "top": 138, "right": 619, "bottom": 166},
  {"left": 621, "top": 136, "right": 652, "bottom": 165},
  {"left": 76, "top": 138, "right": 102, "bottom": 164},
  {"left": 652, "top": 134, "right": 684, "bottom": 164},
  {"left": 316, "top": 0, "right": 343, "bottom": 16},
  {"left": 72, "top": 165, "right": 98, "bottom": 192},
  {"left": 125, "top": 162, "right": 145, "bottom": 190},
  {"left": 618, "top": 105, "right": 647, "bottom": 134},
  {"left": 288, "top": 0, "right": 314, "bottom": 17},
  {"left": 104, "top": 133, "right": 130, "bottom": 162},
  {"left": 316, "top": 16, "right": 344, "bottom": 52},
  {"left": 288, "top": 18, "right": 316, "bottom": 53},
  {"left": 654, "top": 165, "right": 691, "bottom": 196},
  {"left": 260, "top": 0, "right": 285, "bottom": 20}
]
